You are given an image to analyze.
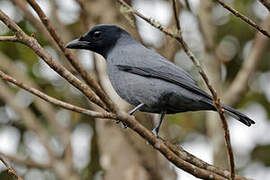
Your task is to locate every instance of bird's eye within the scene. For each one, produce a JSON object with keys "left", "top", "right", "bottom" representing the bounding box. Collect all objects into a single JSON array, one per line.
[{"left": 93, "top": 31, "right": 102, "bottom": 39}]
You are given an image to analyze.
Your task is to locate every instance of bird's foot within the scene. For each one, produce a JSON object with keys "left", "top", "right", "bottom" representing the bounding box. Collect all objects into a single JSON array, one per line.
[
  {"left": 152, "top": 128, "right": 159, "bottom": 138},
  {"left": 120, "top": 122, "right": 128, "bottom": 129},
  {"left": 115, "top": 120, "right": 127, "bottom": 129}
]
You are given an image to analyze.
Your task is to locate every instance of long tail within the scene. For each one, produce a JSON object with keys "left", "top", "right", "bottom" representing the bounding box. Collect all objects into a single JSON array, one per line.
[
  {"left": 202, "top": 99, "right": 255, "bottom": 126},
  {"left": 222, "top": 104, "right": 255, "bottom": 126}
]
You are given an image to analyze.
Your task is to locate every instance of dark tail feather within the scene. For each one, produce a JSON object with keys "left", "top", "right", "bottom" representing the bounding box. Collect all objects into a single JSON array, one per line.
[
  {"left": 201, "top": 99, "right": 255, "bottom": 126},
  {"left": 222, "top": 104, "right": 255, "bottom": 126}
]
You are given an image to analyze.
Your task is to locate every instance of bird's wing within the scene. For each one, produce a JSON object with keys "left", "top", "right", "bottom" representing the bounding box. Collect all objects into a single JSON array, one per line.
[{"left": 116, "top": 65, "right": 212, "bottom": 100}]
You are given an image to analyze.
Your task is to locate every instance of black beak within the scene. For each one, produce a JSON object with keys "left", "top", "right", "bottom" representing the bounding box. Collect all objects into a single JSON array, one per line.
[{"left": 66, "top": 38, "right": 90, "bottom": 49}]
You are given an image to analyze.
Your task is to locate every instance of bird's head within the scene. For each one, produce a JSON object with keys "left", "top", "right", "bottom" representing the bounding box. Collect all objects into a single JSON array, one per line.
[{"left": 66, "top": 24, "right": 130, "bottom": 57}]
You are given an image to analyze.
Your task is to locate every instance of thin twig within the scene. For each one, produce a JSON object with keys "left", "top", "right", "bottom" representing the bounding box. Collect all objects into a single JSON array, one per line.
[
  {"left": 0, "top": 9, "right": 108, "bottom": 111},
  {"left": 0, "top": 35, "right": 18, "bottom": 42},
  {"left": 172, "top": 1, "right": 234, "bottom": 178},
  {"left": 0, "top": 70, "right": 117, "bottom": 120},
  {"left": 184, "top": 0, "right": 191, "bottom": 11},
  {"left": 216, "top": 0, "right": 270, "bottom": 39},
  {"left": 26, "top": 0, "right": 116, "bottom": 113},
  {"left": 156, "top": 2, "right": 181, "bottom": 61},
  {"left": 120, "top": 0, "right": 235, "bottom": 179},
  {"left": 10, "top": 0, "right": 58, "bottom": 47},
  {"left": 0, "top": 153, "right": 51, "bottom": 169},
  {"left": 74, "top": 0, "right": 103, "bottom": 108},
  {"left": 172, "top": 0, "right": 180, "bottom": 31},
  {"left": 10, "top": 0, "right": 75, "bottom": 172},
  {"left": 0, "top": 155, "right": 23, "bottom": 180},
  {"left": 10, "top": 0, "right": 78, "bottom": 74}
]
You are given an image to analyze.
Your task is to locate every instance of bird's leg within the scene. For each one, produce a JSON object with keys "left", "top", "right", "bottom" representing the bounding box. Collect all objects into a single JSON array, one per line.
[
  {"left": 116, "top": 103, "right": 145, "bottom": 128},
  {"left": 152, "top": 111, "right": 166, "bottom": 137},
  {"left": 128, "top": 103, "right": 144, "bottom": 115}
]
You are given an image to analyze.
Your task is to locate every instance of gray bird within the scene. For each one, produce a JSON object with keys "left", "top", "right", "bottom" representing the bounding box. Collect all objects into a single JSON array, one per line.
[{"left": 66, "top": 24, "right": 255, "bottom": 137}]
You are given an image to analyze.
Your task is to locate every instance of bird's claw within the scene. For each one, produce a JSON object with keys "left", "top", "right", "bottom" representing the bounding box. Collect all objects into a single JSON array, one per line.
[
  {"left": 121, "top": 122, "right": 128, "bottom": 129},
  {"left": 116, "top": 120, "right": 128, "bottom": 129},
  {"left": 152, "top": 128, "right": 159, "bottom": 138}
]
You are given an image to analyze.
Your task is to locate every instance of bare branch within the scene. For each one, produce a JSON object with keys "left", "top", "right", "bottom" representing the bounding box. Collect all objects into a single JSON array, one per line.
[
  {"left": 0, "top": 35, "right": 18, "bottom": 42},
  {"left": 10, "top": 0, "right": 58, "bottom": 47},
  {"left": 0, "top": 155, "right": 23, "bottom": 180},
  {"left": 0, "top": 153, "right": 51, "bottom": 169},
  {"left": 156, "top": 1, "right": 181, "bottom": 61},
  {"left": 216, "top": 0, "right": 270, "bottom": 39},
  {"left": 10, "top": 0, "right": 78, "bottom": 74},
  {"left": 172, "top": 0, "right": 180, "bottom": 31},
  {"left": 0, "top": 70, "right": 117, "bottom": 120},
  {"left": 26, "top": 0, "right": 117, "bottom": 112},
  {"left": 0, "top": 9, "right": 107, "bottom": 110},
  {"left": 184, "top": 0, "right": 191, "bottom": 11}
]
